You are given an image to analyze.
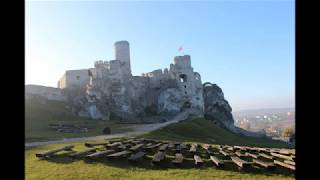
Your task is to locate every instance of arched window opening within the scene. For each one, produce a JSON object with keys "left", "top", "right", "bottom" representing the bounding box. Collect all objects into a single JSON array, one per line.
[
  {"left": 179, "top": 74, "right": 187, "bottom": 82},
  {"left": 194, "top": 72, "right": 201, "bottom": 81}
]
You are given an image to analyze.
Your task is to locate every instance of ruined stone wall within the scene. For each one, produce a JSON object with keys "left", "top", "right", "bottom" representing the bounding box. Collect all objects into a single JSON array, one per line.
[
  {"left": 25, "top": 85, "right": 66, "bottom": 101},
  {"left": 192, "top": 72, "right": 205, "bottom": 112},
  {"left": 170, "top": 55, "right": 204, "bottom": 113},
  {"left": 58, "top": 73, "right": 66, "bottom": 89},
  {"left": 58, "top": 69, "right": 90, "bottom": 89},
  {"left": 55, "top": 41, "right": 207, "bottom": 120},
  {"left": 129, "top": 76, "right": 149, "bottom": 101},
  {"left": 146, "top": 69, "right": 164, "bottom": 89},
  {"left": 94, "top": 61, "right": 109, "bottom": 79}
]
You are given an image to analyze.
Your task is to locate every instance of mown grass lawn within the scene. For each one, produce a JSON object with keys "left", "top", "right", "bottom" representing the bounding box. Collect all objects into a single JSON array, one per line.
[{"left": 26, "top": 142, "right": 294, "bottom": 180}]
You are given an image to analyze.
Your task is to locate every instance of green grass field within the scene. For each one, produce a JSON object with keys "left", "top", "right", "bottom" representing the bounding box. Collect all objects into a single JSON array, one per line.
[
  {"left": 26, "top": 118, "right": 295, "bottom": 180},
  {"left": 140, "top": 118, "right": 292, "bottom": 148},
  {"left": 26, "top": 98, "right": 294, "bottom": 179},
  {"left": 25, "top": 97, "right": 132, "bottom": 142},
  {"left": 26, "top": 142, "right": 294, "bottom": 180}
]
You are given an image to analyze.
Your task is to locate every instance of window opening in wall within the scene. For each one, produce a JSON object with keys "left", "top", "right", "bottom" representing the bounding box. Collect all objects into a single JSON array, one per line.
[
  {"left": 76, "top": 76, "right": 80, "bottom": 80},
  {"left": 194, "top": 73, "right": 200, "bottom": 80},
  {"left": 184, "top": 85, "right": 186, "bottom": 88},
  {"left": 183, "top": 101, "right": 191, "bottom": 108},
  {"left": 185, "top": 91, "right": 187, "bottom": 94},
  {"left": 179, "top": 74, "right": 187, "bottom": 82}
]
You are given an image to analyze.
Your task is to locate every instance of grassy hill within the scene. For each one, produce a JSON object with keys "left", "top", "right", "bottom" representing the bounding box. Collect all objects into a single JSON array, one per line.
[
  {"left": 140, "top": 118, "right": 292, "bottom": 148},
  {"left": 26, "top": 107, "right": 294, "bottom": 179},
  {"left": 25, "top": 97, "right": 132, "bottom": 142},
  {"left": 26, "top": 142, "right": 294, "bottom": 180},
  {"left": 26, "top": 96, "right": 292, "bottom": 148}
]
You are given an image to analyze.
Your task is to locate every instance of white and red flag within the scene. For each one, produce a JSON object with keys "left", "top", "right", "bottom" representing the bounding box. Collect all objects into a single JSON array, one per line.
[{"left": 178, "top": 46, "right": 184, "bottom": 55}]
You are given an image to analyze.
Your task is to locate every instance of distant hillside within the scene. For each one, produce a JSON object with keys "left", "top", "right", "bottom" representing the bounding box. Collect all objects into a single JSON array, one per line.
[
  {"left": 233, "top": 108, "right": 295, "bottom": 115},
  {"left": 141, "top": 118, "right": 291, "bottom": 148}
]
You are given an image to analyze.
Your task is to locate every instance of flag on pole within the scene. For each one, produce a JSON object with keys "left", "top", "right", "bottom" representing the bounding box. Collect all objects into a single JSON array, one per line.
[{"left": 178, "top": 46, "right": 184, "bottom": 55}]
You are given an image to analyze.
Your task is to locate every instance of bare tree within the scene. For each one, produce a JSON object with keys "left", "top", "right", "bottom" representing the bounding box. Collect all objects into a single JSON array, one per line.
[{"left": 282, "top": 127, "right": 294, "bottom": 137}]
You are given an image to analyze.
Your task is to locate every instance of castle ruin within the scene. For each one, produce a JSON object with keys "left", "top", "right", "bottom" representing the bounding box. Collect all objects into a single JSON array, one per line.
[
  {"left": 57, "top": 41, "right": 204, "bottom": 120},
  {"left": 26, "top": 41, "right": 256, "bottom": 135}
]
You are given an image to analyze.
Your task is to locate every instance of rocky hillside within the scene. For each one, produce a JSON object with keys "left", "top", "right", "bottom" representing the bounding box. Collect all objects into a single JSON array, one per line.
[
  {"left": 203, "top": 82, "right": 234, "bottom": 128},
  {"left": 203, "top": 82, "right": 266, "bottom": 137},
  {"left": 25, "top": 81, "right": 266, "bottom": 138}
]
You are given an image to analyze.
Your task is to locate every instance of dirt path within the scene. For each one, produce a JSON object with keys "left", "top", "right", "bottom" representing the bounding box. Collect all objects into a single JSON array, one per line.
[{"left": 25, "top": 110, "right": 191, "bottom": 148}]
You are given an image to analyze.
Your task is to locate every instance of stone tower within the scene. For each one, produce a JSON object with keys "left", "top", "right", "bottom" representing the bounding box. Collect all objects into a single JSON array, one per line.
[
  {"left": 171, "top": 55, "right": 204, "bottom": 113},
  {"left": 114, "top": 41, "right": 131, "bottom": 77}
]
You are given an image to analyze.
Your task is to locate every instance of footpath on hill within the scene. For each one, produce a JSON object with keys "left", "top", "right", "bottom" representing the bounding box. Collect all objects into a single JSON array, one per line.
[{"left": 25, "top": 109, "right": 191, "bottom": 148}]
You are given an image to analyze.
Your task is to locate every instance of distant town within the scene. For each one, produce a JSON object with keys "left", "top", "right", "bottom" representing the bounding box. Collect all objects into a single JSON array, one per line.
[{"left": 233, "top": 108, "right": 295, "bottom": 143}]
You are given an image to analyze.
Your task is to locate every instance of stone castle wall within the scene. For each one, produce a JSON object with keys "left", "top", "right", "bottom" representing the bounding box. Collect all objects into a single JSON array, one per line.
[
  {"left": 57, "top": 41, "right": 205, "bottom": 120},
  {"left": 26, "top": 40, "right": 248, "bottom": 137},
  {"left": 25, "top": 84, "right": 66, "bottom": 101},
  {"left": 58, "top": 69, "right": 90, "bottom": 89}
]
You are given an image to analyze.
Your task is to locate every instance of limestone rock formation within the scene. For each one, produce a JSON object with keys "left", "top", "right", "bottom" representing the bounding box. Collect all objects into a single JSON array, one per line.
[
  {"left": 203, "top": 82, "right": 265, "bottom": 137},
  {"left": 26, "top": 40, "right": 266, "bottom": 138},
  {"left": 158, "top": 88, "right": 183, "bottom": 115},
  {"left": 55, "top": 41, "right": 205, "bottom": 120},
  {"left": 203, "top": 82, "right": 234, "bottom": 129}
]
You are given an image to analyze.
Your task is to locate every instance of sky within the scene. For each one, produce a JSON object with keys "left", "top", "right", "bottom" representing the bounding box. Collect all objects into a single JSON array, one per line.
[{"left": 25, "top": 0, "right": 295, "bottom": 111}]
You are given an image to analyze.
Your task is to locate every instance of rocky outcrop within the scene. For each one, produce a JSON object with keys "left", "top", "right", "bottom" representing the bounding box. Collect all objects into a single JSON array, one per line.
[
  {"left": 157, "top": 88, "right": 183, "bottom": 115},
  {"left": 203, "top": 82, "right": 265, "bottom": 137},
  {"left": 203, "top": 82, "right": 234, "bottom": 128}
]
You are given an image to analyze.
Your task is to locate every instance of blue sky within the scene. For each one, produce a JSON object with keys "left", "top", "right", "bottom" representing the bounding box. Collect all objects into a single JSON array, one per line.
[{"left": 26, "top": 0, "right": 295, "bottom": 111}]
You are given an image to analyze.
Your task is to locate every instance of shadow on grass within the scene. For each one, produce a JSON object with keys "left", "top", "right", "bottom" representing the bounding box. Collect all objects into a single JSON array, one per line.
[
  {"left": 38, "top": 151, "right": 78, "bottom": 164},
  {"left": 38, "top": 148, "right": 294, "bottom": 178}
]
